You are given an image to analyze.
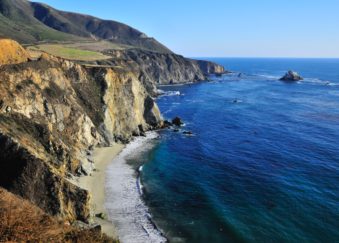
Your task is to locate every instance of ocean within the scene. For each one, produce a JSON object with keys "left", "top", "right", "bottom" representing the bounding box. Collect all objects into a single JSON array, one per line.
[{"left": 107, "top": 58, "right": 339, "bottom": 243}]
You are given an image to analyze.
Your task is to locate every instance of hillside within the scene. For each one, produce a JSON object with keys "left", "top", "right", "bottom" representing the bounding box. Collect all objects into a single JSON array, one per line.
[
  {"left": 0, "top": 0, "right": 171, "bottom": 53},
  {"left": 0, "top": 0, "right": 84, "bottom": 43},
  {"left": 0, "top": 187, "right": 116, "bottom": 242},
  {"left": 30, "top": 2, "right": 172, "bottom": 53},
  {"left": 0, "top": 0, "right": 226, "bottom": 88}
]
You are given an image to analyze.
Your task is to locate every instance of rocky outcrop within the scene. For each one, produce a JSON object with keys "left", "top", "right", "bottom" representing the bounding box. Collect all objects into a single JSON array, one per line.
[
  {"left": 195, "top": 59, "right": 227, "bottom": 75},
  {"left": 91, "top": 49, "right": 225, "bottom": 95},
  {"left": 0, "top": 40, "right": 162, "bottom": 223},
  {"left": 172, "top": 117, "right": 183, "bottom": 127},
  {"left": 280, "top": 70, "right": 303, "bottom": 81},
  {"left": 0, "top": 133, "right": 91, "bottom": 223}
]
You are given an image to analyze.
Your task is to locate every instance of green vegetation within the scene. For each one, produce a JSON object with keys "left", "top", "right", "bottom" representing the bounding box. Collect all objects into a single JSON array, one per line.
[
  {"left": 0, "top": 0, "right": 85, "bottom": 43},
  {"left": 0, "top": 0, "right": 171, "bottom": 53},
  {"left": 29, "top": 44, "right": 111, "bottom": 61}
]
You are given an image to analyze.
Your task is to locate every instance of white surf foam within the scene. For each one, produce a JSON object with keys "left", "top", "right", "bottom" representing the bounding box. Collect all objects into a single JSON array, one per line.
[
  {"left": 256, "top": 73, "right": 281, "bottom": 80},
  {"left": 161, "top": 91, "right": 182, "bottom": 97},
  {"left": 105, "top": 132, "right": 167, "bottom": 243}
]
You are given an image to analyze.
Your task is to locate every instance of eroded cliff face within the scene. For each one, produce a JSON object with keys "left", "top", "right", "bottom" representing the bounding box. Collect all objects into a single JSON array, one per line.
[
  {"left": 90, "top": 49, "right": 226, "bottom": 95},
  {"left": 0, "top": 38, "right": 222, "bottom": 229},
  {"left": 0, "top": 42, "right": 162, "bottom": 223}
]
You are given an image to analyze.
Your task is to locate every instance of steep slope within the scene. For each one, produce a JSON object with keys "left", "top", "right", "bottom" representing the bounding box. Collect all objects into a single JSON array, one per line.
[
  {"left": 0, "top": 188, "right": 116, "bottom": 242},
  {"left": 90, "top": 49, "right": 226, "bottom": 95},
  {"left": 0, "top": 40, "right": 162, "bottom": 224},
  {"left": 0, "top": 0, "right": 83, "bottom": 43}
]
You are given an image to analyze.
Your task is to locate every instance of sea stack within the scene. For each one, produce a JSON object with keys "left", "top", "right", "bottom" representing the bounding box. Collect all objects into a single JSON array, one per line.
[
  {"left": 172, "top": 117, "right": 184, "bottom": 126},
  {"left": 280, "top": 70, "right": 303, "bottom": 81}
]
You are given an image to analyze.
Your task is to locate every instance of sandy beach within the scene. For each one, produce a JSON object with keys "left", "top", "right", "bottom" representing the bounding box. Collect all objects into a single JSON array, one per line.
[
  {"left": 76, "top": 144, "right": 125, "bottom": 239},
  {"left": 105, "top": 132, "right": 166, "bottom": 243},
  {"left": 71, "top": 133, "right": 165, "bottom": 243}
]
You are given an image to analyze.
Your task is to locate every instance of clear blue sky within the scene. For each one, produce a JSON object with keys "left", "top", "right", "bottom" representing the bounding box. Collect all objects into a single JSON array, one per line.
[{"left": 35, "top": 0, "right": 339, "bottom": 58}]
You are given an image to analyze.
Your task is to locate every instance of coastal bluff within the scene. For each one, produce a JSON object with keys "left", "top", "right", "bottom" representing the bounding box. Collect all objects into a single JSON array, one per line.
[
  {"left": 0, "top": 0, "right": 226, "bottom": 239},
  {"left": 0, "top": 40, "right": 162, "bottom": 228},
  {"left": 84, "top": 49, "right": 226, "bottom": 95}
]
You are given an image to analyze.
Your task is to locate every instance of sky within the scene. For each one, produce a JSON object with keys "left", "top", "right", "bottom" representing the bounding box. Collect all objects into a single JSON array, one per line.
[{"left": 34, "top": 0, "right": 339, "bottom": 58}]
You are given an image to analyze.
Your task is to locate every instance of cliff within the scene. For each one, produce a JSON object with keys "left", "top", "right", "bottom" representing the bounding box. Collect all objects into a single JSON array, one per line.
[
  {"left": 87, "top": 49, "right": 226, "bottom": 95},
  {"left": 0, "top": 40, "right": 162, "bottom": 225}
]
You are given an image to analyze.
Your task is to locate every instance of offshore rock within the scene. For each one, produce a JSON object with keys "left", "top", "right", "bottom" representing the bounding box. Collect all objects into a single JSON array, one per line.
[
  {"left": 280, "top": 70, "right": 303, "bottom": 81},
  {"left": 172, "top": 117, "right": 183, "bottom": 126},
  {"left": 196, "top": 60, "right": 227, "bottom": 76},
  {"left": 183, "top": 131, "right": 193, "bottom": 135}
]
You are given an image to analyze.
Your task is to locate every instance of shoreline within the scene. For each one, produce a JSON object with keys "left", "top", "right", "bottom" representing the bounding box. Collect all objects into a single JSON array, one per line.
[
  {"left": 71, "top": 132, "right": 167, "bottom": 243},
  {"left": 75, "top": 144, "right": 125, "bottom": 239},
  {"left": 105, "top": 132, "right": 167, "bottom": 243}
]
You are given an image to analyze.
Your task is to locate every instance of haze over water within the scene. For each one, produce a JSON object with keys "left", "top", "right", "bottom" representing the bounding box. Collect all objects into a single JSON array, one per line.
[{"left": 135, "top": 58, "right": 339, "bottom": 242}]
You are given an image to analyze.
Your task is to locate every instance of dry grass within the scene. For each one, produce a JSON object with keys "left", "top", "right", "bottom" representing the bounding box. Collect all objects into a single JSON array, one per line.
[
  {"left": 0, "top": 188, "right": 118, "bottom": 243},
  {"left": 0, "top": 39, "right": 29, "bottom": 65}
]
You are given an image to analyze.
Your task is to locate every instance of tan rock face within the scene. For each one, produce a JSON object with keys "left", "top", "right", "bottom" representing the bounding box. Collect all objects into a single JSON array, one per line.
[
  {"left": 0, "top": 39, "right": 30, "bottom": 65},
  {"left": 102, "top": 69, "right": 161, "bottom": 142},
  {"left": 0, "top": 44, "right": 162, "bottom": 222}
]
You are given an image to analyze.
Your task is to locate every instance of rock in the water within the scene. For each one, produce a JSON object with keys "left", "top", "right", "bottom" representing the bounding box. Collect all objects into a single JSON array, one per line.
[
  {"left": 183, "top": 131, "right": 193, "bottom": 135},
  {"left": 172, "top": 117, "right": 183, "bottom": 126},
  {"left": 173, "top": 128, "right": 180, "bottom": 132},
  {"left": 162, "top": 120, "right": 172, "bottom": 128},
  {"left": 280, "top": 71, "right": 303, "bottom": 81}
]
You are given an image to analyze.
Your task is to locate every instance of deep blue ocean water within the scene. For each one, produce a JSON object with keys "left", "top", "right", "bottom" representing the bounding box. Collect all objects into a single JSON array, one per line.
[{"left": 138, "top": 58, "right": 339, "bottom": 242}]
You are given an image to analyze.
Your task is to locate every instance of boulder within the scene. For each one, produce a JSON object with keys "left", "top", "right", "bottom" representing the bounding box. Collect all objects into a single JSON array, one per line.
[
  {"left": 162, "top": 120, "right": 172, "bottom": 128},
  {"left": 95, "top": 213, "right": 107, "bottom": 220},
  {"left": 172, "top": 117, "right": 183, "bottom": 126},
  {"left": 280, "top": 71, "right": 303, "bottom": 81}
]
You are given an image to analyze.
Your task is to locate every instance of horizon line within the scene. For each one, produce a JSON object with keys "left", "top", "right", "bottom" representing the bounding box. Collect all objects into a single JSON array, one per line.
[{"left": 190, "top": 56, "right": 339, "bottom": 59}]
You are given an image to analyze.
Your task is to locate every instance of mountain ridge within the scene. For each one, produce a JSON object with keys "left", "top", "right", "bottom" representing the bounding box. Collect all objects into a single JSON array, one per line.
[
  {"left": 0, "top": 0, "right": 226, "bottom": 87},
  {"left": 0, "top": 0, "right": 172, "bottom": 53},
  {"left": 30, "top": 1, "right": 172, "bottom": 53},
  {"left": 0, "top": 0, "right": 84, "bottom": 43}
]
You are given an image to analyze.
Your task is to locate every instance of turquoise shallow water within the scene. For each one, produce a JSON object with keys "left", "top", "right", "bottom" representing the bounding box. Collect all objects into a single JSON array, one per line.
[{"left": 138, "top": 58, "right": 339, "bottom": 242}]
